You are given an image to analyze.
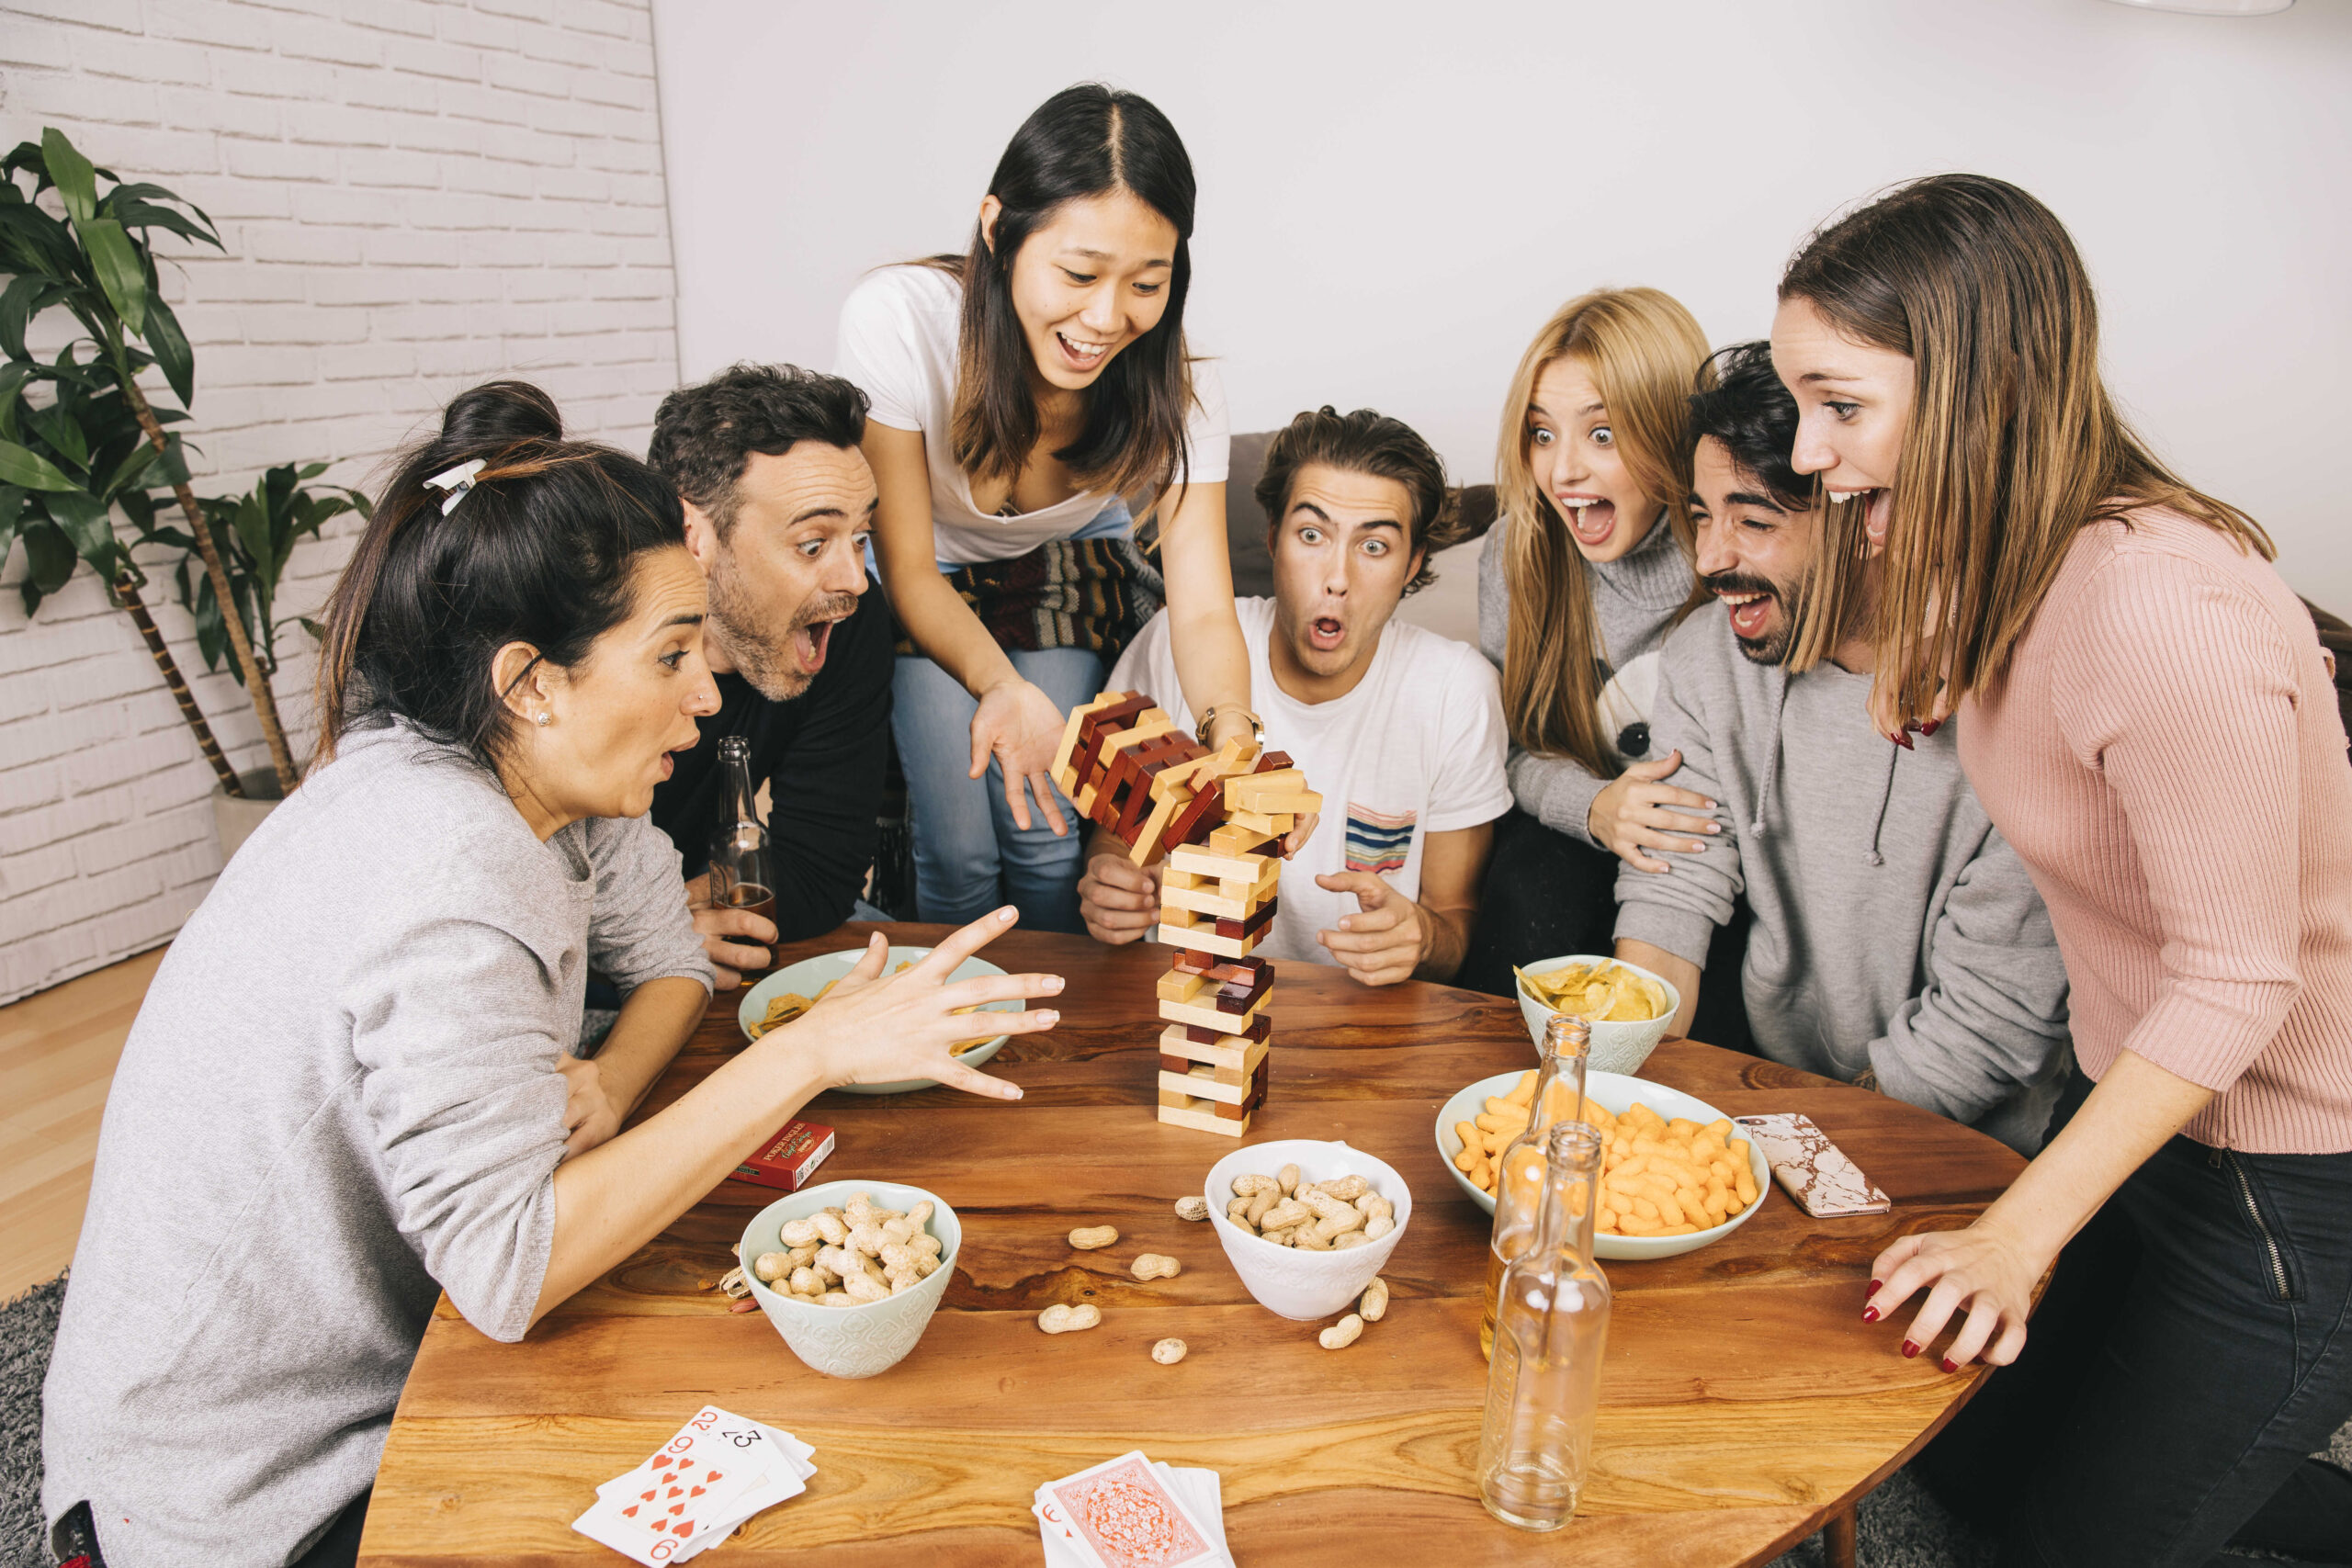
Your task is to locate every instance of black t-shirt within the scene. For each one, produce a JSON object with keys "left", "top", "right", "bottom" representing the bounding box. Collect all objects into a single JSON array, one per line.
[{"left": 649, "top": 585, "right": 894, "bottom": 942}]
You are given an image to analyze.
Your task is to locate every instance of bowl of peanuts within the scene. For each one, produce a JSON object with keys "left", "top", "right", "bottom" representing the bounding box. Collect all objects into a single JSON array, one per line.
[
  {"left": 1436, "top": 1069, "right": 1770, "bottom": 1260},
  {"left": 1203, "top": 1140, "right": 1412, "bottom": 1319},
  {"left": 736, "top": 1181, "right": 962, "bottom": 1378},
  {"left": 737, "top": 946, "right": 1020, "bottom": 1092}
]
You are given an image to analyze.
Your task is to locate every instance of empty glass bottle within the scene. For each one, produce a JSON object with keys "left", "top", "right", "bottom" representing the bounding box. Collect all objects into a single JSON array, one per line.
[
  {"left": 1480, "top": 1012, "right": 1593, "bottom": 1359},
  {"left": 707, "top": 736, "right": 775, "bottom": 978},
  {"left": 1477, "top": 1120, "right": 1611, "bottom": 1532}
]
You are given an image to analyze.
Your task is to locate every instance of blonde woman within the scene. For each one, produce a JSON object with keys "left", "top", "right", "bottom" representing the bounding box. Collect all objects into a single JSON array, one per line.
[
  {"left": 1459, "top": 288, "right": 1719, "bottom": 998},
  {"left": 1777, "top": 174, "right": 2352, "bottom": 1566}
]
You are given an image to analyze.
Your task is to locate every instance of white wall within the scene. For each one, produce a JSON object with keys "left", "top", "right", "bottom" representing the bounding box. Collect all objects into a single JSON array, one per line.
[
  {"left": 0, "top": 0, "right": 681, "bottom": 1002},
  {"left": 653, "top": 0, "right": 2352, "bottom": 615}
]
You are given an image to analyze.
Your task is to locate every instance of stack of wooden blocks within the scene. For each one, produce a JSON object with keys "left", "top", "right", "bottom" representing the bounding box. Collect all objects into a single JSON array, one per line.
[{"left": 1050, "top": 692, "right": 1321, "bottom": 1137}]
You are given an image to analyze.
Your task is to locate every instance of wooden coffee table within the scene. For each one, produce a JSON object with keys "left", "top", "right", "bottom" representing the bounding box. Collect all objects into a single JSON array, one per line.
[{"left": 362, "top": 924, "right": 2021, "bottom": 1566}]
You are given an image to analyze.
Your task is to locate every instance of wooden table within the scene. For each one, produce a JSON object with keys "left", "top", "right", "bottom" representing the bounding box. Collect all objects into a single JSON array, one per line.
[{"left": 365, "top": 925, "right": 2023, "bottom": 1566}]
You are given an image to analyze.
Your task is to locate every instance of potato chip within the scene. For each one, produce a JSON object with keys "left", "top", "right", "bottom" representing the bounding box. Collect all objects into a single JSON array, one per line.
[{"left": 1514, "top": 960, "right": 1667, "bottom": 1023}]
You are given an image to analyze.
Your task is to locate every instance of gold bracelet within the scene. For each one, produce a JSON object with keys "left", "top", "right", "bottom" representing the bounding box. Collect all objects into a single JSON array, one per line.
[{"left": 1194, "top": 705, "right": 1263, "bottom": 748}]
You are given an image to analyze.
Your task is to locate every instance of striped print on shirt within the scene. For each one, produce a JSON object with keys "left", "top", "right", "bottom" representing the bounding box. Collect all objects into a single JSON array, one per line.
[{"left": 1344, "top": 804, "right": 1418, "bottom": 874}]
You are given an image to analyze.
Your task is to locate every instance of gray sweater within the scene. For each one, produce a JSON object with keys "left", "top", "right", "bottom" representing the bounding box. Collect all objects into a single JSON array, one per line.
[
  {"left": 1476, "top": 505, "right": 1693, "bottom": 845},
  {"left": 41, "top": 722, "right": 711, "bottom": 1568},
  {"left": 1613, "top": 604, "right": 2073, "bottom": 1153}
]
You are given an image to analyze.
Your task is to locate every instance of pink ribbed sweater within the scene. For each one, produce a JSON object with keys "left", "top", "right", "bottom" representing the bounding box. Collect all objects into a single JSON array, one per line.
[{"left": 1961, "top": 508, "right": 2352, "bottom": 1153}]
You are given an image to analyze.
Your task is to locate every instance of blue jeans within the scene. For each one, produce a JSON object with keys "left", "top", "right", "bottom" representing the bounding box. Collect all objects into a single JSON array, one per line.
[{"left": 892, "top": 645, "right": 1103, "bottom": 932}]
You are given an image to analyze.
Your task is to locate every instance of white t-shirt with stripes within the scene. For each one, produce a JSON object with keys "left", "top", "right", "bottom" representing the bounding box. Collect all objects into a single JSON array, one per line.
[{"left": 1108, "top": 596, "right": 1512, "bottom": 965}]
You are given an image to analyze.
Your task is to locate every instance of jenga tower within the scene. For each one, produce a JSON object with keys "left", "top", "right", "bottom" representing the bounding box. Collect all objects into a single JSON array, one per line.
[{"left": 1049, "top": 693, "right": 1320, "bottom": 1137}]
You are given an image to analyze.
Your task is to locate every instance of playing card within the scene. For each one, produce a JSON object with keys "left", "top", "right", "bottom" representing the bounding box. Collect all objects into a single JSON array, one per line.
[
  {"left": 573, "top": 1406, "right": 810, "bottom": 1564},
  {"left": 1036, "top": 1450, "right": 1223, "bottom": 1568},
  {"left": 1041, "top": 1466, "right": 1227, "bottom": 1568}
]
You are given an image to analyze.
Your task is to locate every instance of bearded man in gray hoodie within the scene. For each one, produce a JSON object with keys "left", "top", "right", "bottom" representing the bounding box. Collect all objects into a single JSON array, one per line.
[{"left": 1612, "top": 342, "right": 2072, "bottom": 1154}]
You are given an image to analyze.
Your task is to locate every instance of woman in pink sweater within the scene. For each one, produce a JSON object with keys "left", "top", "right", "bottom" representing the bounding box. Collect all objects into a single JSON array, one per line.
[{"left": 1771, "top": 175, "right": 2352, "bottom": 1567}]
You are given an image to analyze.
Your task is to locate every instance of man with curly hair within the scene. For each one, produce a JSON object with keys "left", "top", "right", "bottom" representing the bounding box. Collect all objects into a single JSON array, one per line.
[{"left": 646, "top": 363, "right": 897, "bottom": 979}]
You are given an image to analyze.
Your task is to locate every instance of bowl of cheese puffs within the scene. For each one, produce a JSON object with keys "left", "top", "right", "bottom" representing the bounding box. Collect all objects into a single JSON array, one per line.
[
  {"left": 1436, "top": 1068, "right": 1770, "bottom": 1260},
  {"left": 736, "top": 945, "right": 1018, "bottom": 1092},
  {"left": 1513, "top": 954, "right": 1679, "bottom": 1077}
]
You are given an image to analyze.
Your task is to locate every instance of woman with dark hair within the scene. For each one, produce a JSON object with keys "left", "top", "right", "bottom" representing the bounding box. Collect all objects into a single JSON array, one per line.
[
  {"left": 1773, "top": 175, "right": 2352, "bottom": 1566},
  {"left": 40, "top": 382, "right": 1058, "bottom": 1568},
  {"left": 837, "top": 83, "right": 1273, "bottom": 933}
]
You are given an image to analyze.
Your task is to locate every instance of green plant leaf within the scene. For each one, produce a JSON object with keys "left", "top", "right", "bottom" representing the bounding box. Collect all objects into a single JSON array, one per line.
[
  {"left": 77, "top": 218, "right": 145, "bottom": 336},
  {"left": 40, "top": 130, "right": 96, "bottom": 225},
  {"left": 97, "top": 439, "right": 159, "bottom": 502},
  {"left": 234, "top": 485, "right": 274, "bottom": 587},
  {"left": 0, "top": 439, "right": 75, "bottom": 491},
  {"left": 28, "top": 402, "right": 87, "bottom": 471},
  {"left": 107, "top": 183, "right": 219, "bottom": 244},
  {"left": 141, "top": 288, "right": 195, "bottom": 407},
  {"left": 18, "top": 516, "right": 75, "bottom": 613},
  {"left": 0, "top": 201, "right": 80, "bottom": 279},
  {"left": 0, "top": 275, "right": 62, "bottom": 362},
  {"left": 0, "top": 484, "right": 23, "bottom": 577},
  {"left": 40, "top": 485, "right": 117, "bottom": 570},
  {"left": 192, "top": 565, "right": 228, "bottom": 674},
  {"left": 105, "top": 197, "right": 220, "bottom": 252}
]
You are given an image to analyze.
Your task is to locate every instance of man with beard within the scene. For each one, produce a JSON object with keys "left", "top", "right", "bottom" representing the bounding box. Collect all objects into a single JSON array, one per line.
[
  {"left": 646, "top": 364, "right": 895, "bottom": 985},
  {"left": 1075, "top": 406, "right": 1510, "bottom": 985},
  {"left": 1611, "top": 343, "right": 2073, "bottom": 1153}
]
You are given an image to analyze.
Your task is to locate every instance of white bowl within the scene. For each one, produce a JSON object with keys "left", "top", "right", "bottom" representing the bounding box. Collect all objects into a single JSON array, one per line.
[
  {"left": 1433, "top": 1070, "right": 1770, "bottom": 1261},
  {"left": 737, "top": 1180, "right": 960, "bottom": 1378},
  {"left": 737, "top": 945, "right": 1019, "bottom": 1092},
  {"left": 1515, "top": 953, "right": 1680, "bottom": 1077},
  {"left": 1204, "top": 1140, "right": 1412, "bottom": 1320}
]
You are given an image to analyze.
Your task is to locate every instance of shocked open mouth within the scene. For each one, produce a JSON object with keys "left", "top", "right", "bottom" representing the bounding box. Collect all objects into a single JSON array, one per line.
[
  {"left": 791, "top": 615, "right": 838, "bottom": 673},
  {"left": 1558, "top": 495, "right": 1616, "bottom": 547},
  {"left": 1308, "top": 615, "right": 1345, "bottom": 652}
]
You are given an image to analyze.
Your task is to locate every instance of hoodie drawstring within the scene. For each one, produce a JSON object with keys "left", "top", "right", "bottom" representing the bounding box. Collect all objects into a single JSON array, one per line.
[
  {"left": 1752, "top": 671, "right": 1791, "bottom": 836},
  {"left": 1862, "top": 736, "right": 1899, "bottom": 867}
]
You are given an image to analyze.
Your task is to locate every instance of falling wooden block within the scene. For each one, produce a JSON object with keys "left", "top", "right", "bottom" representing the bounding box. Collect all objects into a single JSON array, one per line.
[
  {"left": 1207, "top": 822, "right": 1276, "bottom": 859},
  {"left": 1052, "top": 692, "right": 1129, "bottom": 792}
]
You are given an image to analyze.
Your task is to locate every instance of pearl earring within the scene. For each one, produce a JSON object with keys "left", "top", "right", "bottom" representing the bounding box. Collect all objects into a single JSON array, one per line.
[{"left": 535, "top": 712, "right": 551, "bottom": 727}]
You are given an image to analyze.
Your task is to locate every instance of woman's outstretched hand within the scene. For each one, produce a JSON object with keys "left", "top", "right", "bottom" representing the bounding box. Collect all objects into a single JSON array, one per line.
[
  {"left": 1587, "top": 751, "right": 1717, "bottom": 873},
  {"left": 786, "top": 908, "right": 1060, "bottom": 1100},
  {"left": 971, "top": 677, "right": 1072, "bottom": 836},
  {"left": 1865, "top": 1220, "right": 2047, "bottom": 1371}
]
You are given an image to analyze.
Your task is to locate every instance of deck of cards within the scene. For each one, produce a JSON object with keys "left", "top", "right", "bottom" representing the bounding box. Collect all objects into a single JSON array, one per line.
[
  {"left": 571, "top": 1404, "right": 816, "bottom": 1564},
  {"left": 1034, "top": 1450, "right": 1232, "bottom": 1568}
]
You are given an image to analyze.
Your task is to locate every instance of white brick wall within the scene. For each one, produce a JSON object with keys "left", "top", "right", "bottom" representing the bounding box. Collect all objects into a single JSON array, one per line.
[{"left": 0, "top": 0, "right": 682, "bottom": 1002}]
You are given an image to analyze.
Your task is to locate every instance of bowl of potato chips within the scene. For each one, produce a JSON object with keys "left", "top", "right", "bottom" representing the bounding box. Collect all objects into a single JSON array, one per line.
[
  {"left": 1434, "top": 1068, "right": 1770, "bottom": 1260},
  {"left": 1513, "top": 954, "right": 1679, "bottom": 1077},
  {"left": 735, "top": 945, "right": 1018, "bottom": 1092}
]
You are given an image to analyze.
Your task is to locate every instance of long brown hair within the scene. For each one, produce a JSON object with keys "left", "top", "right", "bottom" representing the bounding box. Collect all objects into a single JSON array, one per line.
[
  {"left": 1780, "top": 174, "right": 2271, "bottom": 723},
  {"left": 1498, "top": 288, "right": 1710, "bottom": 775},
  {"left": 927, "top": 84, "right": 1201, "bottom": 504}
]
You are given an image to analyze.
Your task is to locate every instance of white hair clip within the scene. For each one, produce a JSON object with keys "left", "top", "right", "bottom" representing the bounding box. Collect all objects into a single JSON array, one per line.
[{"left": 424, "top": 457, "right": 486, "bottom": 515}]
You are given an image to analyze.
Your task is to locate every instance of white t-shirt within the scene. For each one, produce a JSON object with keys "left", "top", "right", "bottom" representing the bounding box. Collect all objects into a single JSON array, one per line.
[
  {"left": 1107, "top": 598, "right": 1514, "bottom": 967},
  {"left": 833, "top": 264, "right": 1231, "bottom": 568}
]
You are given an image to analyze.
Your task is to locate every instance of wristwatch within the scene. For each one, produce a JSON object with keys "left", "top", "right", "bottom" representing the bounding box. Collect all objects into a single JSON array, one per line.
[{"left": 1194, "top": 705, "right": 1264, "bottom": 748}]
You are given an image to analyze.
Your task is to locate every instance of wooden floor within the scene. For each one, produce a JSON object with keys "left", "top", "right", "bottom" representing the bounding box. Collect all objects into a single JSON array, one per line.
[{"left": 0, "top": 947, "right": 164, "bottom": 1302}]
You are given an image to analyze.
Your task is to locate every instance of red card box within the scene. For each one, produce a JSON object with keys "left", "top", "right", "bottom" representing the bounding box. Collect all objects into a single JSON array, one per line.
[{"left": 732, "top": 1120, "right": 836, "bottom": 1191}]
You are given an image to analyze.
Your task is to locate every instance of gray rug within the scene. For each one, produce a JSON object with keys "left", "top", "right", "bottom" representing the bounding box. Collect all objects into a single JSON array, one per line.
[
  {"left": 2, "top": 1275, "right": 63, "bottom": 1568},
  {"left": 0, "top": 1269, "right": 2339, "bottom": 1568}
]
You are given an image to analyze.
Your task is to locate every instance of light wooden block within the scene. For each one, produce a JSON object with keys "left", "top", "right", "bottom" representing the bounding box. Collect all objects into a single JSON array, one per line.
[
  {"left": 1052, "top": 693, "right": 1123, "bottom": 788},
  {"left": 1227, "top": 808, "right": 1293, "bottom": 838},
  {"left": 1155, "top": 1024, "right": 1267, "bottom": 1072},
  {"left": 1162, "top": 867, "right": 1201, "bottom": 892},
  {"left": 1207, "top": 823, "right": 1274, "bottom": 858},
  {"left": 1155, "top": 920, "right": 1261, "bottom": 961},
  {"left": 1225, "top": 767, "right": 1306, "bottom": 806},
  {"left": 1156, "top": 1100, "right": 1251, "bottom": 1137},
  {"left": 1093, "top": 710, "right": 1174, "bottom": 766},
  {"left": 1246, "top": 789, "right": 1322, "bottom": 817},
  {"left": 1155, "top": 970, "right": 1208, "bottom": 1004},
  {"left": 1159, "top": 991, "right": 1269, "bottom": 1035},
  {"left": 1159, "top": 883, "right": 1252, "bottom": 921},
  {"left": 1169, "top": 846, "right": 1269, "bottom": 883},
  {"left": 1160, "top": 1066, "right": 1261, "bottom": 1105},
  {"left": 1126, "top": 791, "right": 1185, "bottom": 865}
]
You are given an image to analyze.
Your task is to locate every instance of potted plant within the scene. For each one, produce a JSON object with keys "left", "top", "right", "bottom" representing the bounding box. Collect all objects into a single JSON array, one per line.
[{"left": 1, "top": 127, "right": 353, "bottom": 854}]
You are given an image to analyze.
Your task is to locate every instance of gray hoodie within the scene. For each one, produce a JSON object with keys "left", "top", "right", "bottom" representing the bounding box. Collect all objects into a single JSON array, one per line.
[
  {"left": 42, "top": 721, "right": 712, "bottom": 1568},
  {"left": 1613, "top": 603, "right": 2072, "bottom": 1153},
  {"left": 1477, "top": 505, "right": 1692, "bottom": 846}
]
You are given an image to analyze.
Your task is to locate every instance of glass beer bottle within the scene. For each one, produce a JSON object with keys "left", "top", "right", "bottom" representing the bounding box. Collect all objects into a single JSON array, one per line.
[
  {"left": 1477, "top": 1120, "right": 1611, "bottom": 1532},
  {"left": 1480, "top": 1012, "right": 1593, "bottom": 1359},
  {"left": 708, "top": 736, "right": 776, "bottom": 979}
]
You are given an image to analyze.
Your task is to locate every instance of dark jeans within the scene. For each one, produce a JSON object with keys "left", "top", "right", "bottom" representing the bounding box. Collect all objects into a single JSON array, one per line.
[
  {"left": 1917, "top": 1070, "right": 2352, "bottom": 1567},
  {"left": 58, "top": 1489, "right": 368, "bottom": 1568},
  {"left": 1456, "top": 809, "right": 1755, "bottom": 1055}
]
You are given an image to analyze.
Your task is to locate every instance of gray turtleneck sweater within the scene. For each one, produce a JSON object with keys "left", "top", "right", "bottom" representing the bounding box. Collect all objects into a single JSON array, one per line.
[
  {"left": 1612, "top": 602, "right": 2073, "bottom": 1154},
  {"left": 1476, "top": 506, "right": 1694, "bottom": 846}
]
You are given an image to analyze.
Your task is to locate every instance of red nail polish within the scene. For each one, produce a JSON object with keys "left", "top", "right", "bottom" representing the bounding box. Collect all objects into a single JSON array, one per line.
[
  {"left": 1865, "top": 1280, "right": 1882, "bottom": 1298},
  {"left": 1861, "top": 1306, "right": 1880, "bottom": 1324},
  {"left": 1940, "top": 1357, "right": 1958, "bottom": 1373},
  {"left": 1918, "top": 718, "right": 1942, "bottom": 737},
  {"left": 1892, "top": 730, "right": 1915, "bottom": 750},
  {"left": 1902, "top": 1340, "right": 1920, "bottom": 1358}
]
